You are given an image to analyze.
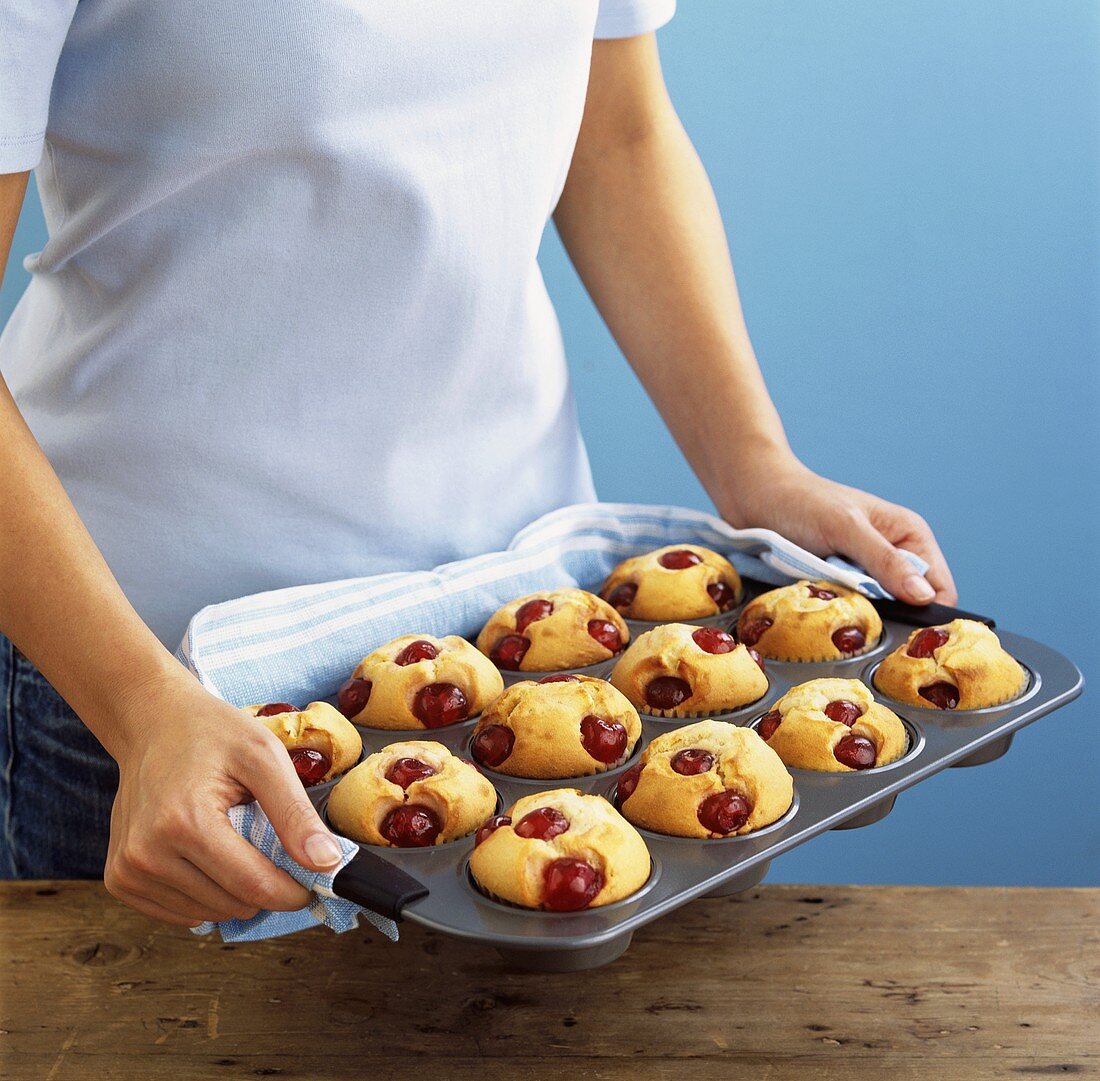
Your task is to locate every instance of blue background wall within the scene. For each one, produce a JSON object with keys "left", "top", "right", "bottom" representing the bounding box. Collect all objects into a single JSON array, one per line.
[{"left": 3, "top": 2, "right": 1098, "bottom": 885}]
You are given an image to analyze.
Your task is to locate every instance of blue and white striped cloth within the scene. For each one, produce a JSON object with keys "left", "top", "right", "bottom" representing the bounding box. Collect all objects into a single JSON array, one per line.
[{"left": 183, "top": 501, "right": 926, "bottom": 943}]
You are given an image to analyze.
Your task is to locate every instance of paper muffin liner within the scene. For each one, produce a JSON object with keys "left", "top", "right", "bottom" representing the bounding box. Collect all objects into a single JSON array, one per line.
[
  {"left": 466, "top": 857, "right": 659, "bottom": 913},
  {"left": 746, "top": 714, "right": 922, "bottom": 774},
  {"left": 624, "top": 609, "right": 738, "bottom": 638},
  {"left": 638, "top": 694, "right": 769, "bottom": 723},
  {"left": 498, "top": 656, "right": 618, "bottom": 688},
  {"left": 352, "top": 709, "right": 485, "bottom": 734},
  {"left": 751, "top": 631, "right": 885, "bottom": 665},
  {"left": 868, "top": 659, "right": 1033, "bottom": 714},
  {"left": 465, "top": 734, "right": 641, "bottom": 784}
]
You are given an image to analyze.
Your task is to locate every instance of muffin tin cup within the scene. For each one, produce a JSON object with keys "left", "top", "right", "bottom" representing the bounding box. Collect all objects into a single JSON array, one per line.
[
  {"left": 624, "top": 609, "right": 738, "bottom": 638},
  {"left": 311, "top": 621, "right": 1079, "bottom": 971},
  {"left": 497, "top": 656, "right": 619, "bottom": 688}
]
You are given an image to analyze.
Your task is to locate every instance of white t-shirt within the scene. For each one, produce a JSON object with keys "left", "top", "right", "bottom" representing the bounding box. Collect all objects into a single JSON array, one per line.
[{"left": 0, "top": 0, "right": 675, "bottom": 646}]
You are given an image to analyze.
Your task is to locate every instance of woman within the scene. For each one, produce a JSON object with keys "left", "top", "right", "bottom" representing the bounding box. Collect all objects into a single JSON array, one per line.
[{"left": 0, "top": 2, "right": 955, "bottom": 927}]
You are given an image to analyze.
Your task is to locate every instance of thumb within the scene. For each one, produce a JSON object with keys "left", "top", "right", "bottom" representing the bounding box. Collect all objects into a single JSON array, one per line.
[
  {"left": 837, "top": 510, "right": 936, "bottom": 605},
  {"left": 245, "top": 739, "right": 344, "bottom": 871}
]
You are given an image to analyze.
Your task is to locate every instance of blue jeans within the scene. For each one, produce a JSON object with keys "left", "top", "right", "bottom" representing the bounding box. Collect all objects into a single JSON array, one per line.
[{"left": 0, "top": 634, "right": 117, "bottom": 878}]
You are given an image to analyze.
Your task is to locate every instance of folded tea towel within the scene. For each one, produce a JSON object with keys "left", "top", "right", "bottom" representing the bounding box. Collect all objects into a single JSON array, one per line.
[{"left": 191, "top": 802, "right": 398, "bottom": 943}]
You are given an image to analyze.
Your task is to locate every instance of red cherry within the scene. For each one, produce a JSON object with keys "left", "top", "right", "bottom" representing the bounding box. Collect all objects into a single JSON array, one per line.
[
  {"left": 587, "top": 619, "right": 623, "bottom": 653},
  {"left": 471, "top": 724, "right": 515, "bottom": 768},
  {"left": 580, "top": 715, "right": 628, "bottom": 764},
  {"left": 385, "top": 757, "right": 437, "bottom": 789},
  {"left": 824, "top": 700, "right": 863, "bottom": 726},
  {"left": 289, "top": 747, "right": 331, "bottom": 786},
  {"left": 908, "top": 627, "right": 950, "bottom": 659},
  {"left": 514, "top": 806, "right": 570, "bottom": 841},
  {"left": 658, "top": 549, "right": 703, "bottom": 570},
  {"left": 412, "top": 682, "right": 469, "bottom": 728},
  {"left": 607, "top": 583, "right": 638, "bottom": 612},
  {"left": 616, "top": 762, "right": 644, "bottom": 805},
  {"left": 394, "top": 639, "right": 439, "bottom": 666},
  {"left": 257, "top": 702, "right": 297, "bottom": 717},
  {"left": 807, "top": 585, "right": 838, "bottom": 601},
  {"left": 644, "top": 676, "right": 692, "bottom": 711},
  {"left": 515, "top": 598, "right": 553, "bottom": 635},
  {"left": 834, "top": 734, "right": 877, "bottom": 769},
  {"left": 381, "top": 805, "right": 441, "bottom": 847},
  {"left": 697, "top": 791, "right": 752, "bottom": 835},
  {"left": 919, "top": 681, "right": 960, "bottom": 709},
  {"left": 474, "top": 815, "right": 511, "bottom": 847},
  {"left": 671, "top": 748, "right": 715, "bottom": 775},
  {"left": 490, "top": 634, "right": 529, "bottom": 670},
  {"left": 739, "top": 617, "right": 773, "bottom": 647},
  {"left": 832, "top": 626, "right": 866, "bottom": 655},
  {"left": 747, "top": 648, "right": 766, "bottom": 672},
  {"left": 539, "top": 673, "right": 579, "bottom": 684},
  {"left": 543, "top": 857, "right": 605, "bottom": 911},
  {"left": 692, "top": 627, "right": 736, "bottom": 654},
  {"left": 707, "top": 581, "right": 737, "bottom": 611},
  {"left": 757, "top": 710, "right": 782, "bottom": 741},
  {"left": 337, "top": 677, "right": 372, "bottom": 718}
]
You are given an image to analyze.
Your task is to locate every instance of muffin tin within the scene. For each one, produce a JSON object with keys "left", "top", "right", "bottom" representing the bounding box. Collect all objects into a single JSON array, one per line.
[{"left": 314, "top": 585, "right": 1082, "bottom": 971}]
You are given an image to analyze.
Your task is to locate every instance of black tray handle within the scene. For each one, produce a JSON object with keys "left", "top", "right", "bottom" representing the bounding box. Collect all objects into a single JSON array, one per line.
[
  {"left": 872, "top": 599, "right": 996, "bottom": 630},
  {"left": 331, "top": 848, "right": 429, "bottom": 921}
]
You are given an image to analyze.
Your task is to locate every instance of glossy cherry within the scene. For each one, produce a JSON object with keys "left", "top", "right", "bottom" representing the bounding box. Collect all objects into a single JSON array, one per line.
[
  {"left": 394, "top": 639, "right": 439, "bottom": 666},
  {"left": 256, "top": 702, "right": 296, "bottom": 717},
  {"left": 692, "top": 627, "right": 736, "bottom": 654},
  {"left": 471, "top": 724, "right": 515, "bottom": 768},
  {"left": 757, "top": 710, "right": 782, "bottom": 741},
  {"left": 697, "top": 791, "right": 752, "bottom": 835},
  {"left": 833, "top": 734, "right": 877, "bottom": 769},
  {"left": 807, "top": 585, "right": 838, "bottom": 601},
  {"left": 514, "top": 806, "right": 570, "bottom": 841},
  {"left": 644, "top": 676, "right": 692, "bottom": 711},
  {"left": 381, "top": 805, "right": 441, "bottom": 848},
  {"left": 607, "top": 583, "right": 638, "bottom": 612},
  {"left": 832, "top": 626, "right": 866, "bottom": 655},
  {"left": 707, "top": 581, "right": 737, "bottom": 611},
  {"left": 543, "top": 858, "right": 605, "bottom": 912},
  {"left": 908, "top": 627, "right": 950, "bottom": 659},
  {"left": 337, "top": 677, "right": 372, "bottom": 719},
  {"left": 385, "top": 757, "right": 436, "bottom": 789},
  {"left": 515, "top": 598, "right": 553, "bottom": 635},
  {"left": 824, "top": 700, "right": 863, "bottom": 726},
  {"left": 671, "top": 748, "right": 715, "bottom": 775},
  {"left": 412, "top": 682, "right": 469, "bottom": 728},
  {"left": 919, "top": 681, "right": 960, "bottom": 709},
  {"left": 474, "top": 815, "right": 511, "bottom": 847},
  {"left": 658, "top": 549, "right": 702, "bottom": 570},
  {"left": 616, "top": 762, "right": 644, "bottom": 805},
  {"left": 587, "top": 619, "right": 623, "bottom": 654},
  {"left": 739, "top": 617, "right": 773, "bottom": 647},
  {"left": 490, "top": 634, "right": 529, "bottom": 670},
  {"left": 539, "top": 673, "right": 580, "bottom": 684},
  {"left": 289, "top": 747, "right": 330, "bottom": 786},
  {"left": 580, "top": 715, "right": 628, "bottom": 764},
  {"left": 748, "top": 648, "right": 766, "bottom": 672}
]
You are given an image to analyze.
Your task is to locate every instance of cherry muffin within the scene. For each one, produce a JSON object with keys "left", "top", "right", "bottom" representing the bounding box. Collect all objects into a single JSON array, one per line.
[
  {"left": 470, "top": 674, "right": 641, "bottom": 779},
  {"left": 469, "top": 789, "right": 650, "bottom": 911},
  {"left": 756, "top": 678, "right": 907, "bottom": 772},
  {"left": 337, "top": 633, "right": 504, "bottom": 730},
  {"left": 610, "top": 623, "right": 768, "bottom": 717},
  {"left": 737, "top": 580, "right": 883, "bottom": 661},
  {"left": 475, "top": 588, "right": 629, "bottom": 674},
  {"left": 326, "top": 741, "right": 496, "bottom": 848},
  {"left": 873, "top": 619, "right": 1026, "bottom": 710},
  {"left": 616, "top": 721, "right": 792, "bottom": 838},
  {"left": 245, "top": 701, "right": 363, "bottom": 787},
  {"left": 599, "top": 544, "right": 742, "bottom": 622}
]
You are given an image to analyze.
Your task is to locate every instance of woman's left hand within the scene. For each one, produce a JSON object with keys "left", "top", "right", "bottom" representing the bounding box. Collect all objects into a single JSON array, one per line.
[{"left": 722, "top": 456, "right": 958, "bottom": 606}]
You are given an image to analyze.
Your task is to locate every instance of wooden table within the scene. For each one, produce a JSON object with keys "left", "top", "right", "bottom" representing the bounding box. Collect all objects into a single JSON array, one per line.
[{"left": 2, "top": 882, "right": 1097, "bottom": 1080}]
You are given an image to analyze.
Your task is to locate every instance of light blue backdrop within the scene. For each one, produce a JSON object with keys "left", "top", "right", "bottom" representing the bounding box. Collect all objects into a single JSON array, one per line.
[{"left": 3, "top": 2, "right": 1097, "bottom": 886}]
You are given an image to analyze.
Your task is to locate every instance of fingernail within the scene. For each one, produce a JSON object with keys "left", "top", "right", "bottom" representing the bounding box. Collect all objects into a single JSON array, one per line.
[
  {"left": 905, "top": 575, "right": 935, "bottom": 602},
  {"left": 305, "top": 832, "right": 343, "bottom": 868}
]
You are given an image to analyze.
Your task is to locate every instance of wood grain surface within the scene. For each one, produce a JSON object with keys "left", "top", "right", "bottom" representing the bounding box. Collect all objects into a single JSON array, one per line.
[{"left": 1, "top": 882, "right": 1097, "bottom": 1080}]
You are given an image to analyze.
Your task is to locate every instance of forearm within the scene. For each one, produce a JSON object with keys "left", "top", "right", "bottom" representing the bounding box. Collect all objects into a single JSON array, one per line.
[{"left": 554, "top": 41, "right": 793, "bottom": 522}]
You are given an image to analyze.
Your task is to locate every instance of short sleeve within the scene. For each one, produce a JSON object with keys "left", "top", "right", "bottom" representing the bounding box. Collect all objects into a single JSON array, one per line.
[
  {"left": 594, "top": 0, "right": 675, "bottom": 40},
  {"left": 0, "top": 0, "right": 79, "bottom": 172}
]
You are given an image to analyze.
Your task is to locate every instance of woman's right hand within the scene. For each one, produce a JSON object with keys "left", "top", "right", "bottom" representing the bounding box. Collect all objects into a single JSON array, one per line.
[{"left": 103, "top": 675, "right": 345, "bottom": 927}]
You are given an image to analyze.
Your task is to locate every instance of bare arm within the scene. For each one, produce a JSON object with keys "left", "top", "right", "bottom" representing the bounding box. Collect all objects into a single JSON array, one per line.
[
  {"left": 555, "top": 36, "right": 956, "bottom": 604},
  {"left": 0, "top": 171, "right": 342, "bottom": 924}
]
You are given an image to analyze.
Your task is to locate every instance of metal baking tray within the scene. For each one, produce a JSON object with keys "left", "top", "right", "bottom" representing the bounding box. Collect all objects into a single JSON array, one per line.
[{"left": 307, "top": 586, "right": 1082, "bottom": 971}]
